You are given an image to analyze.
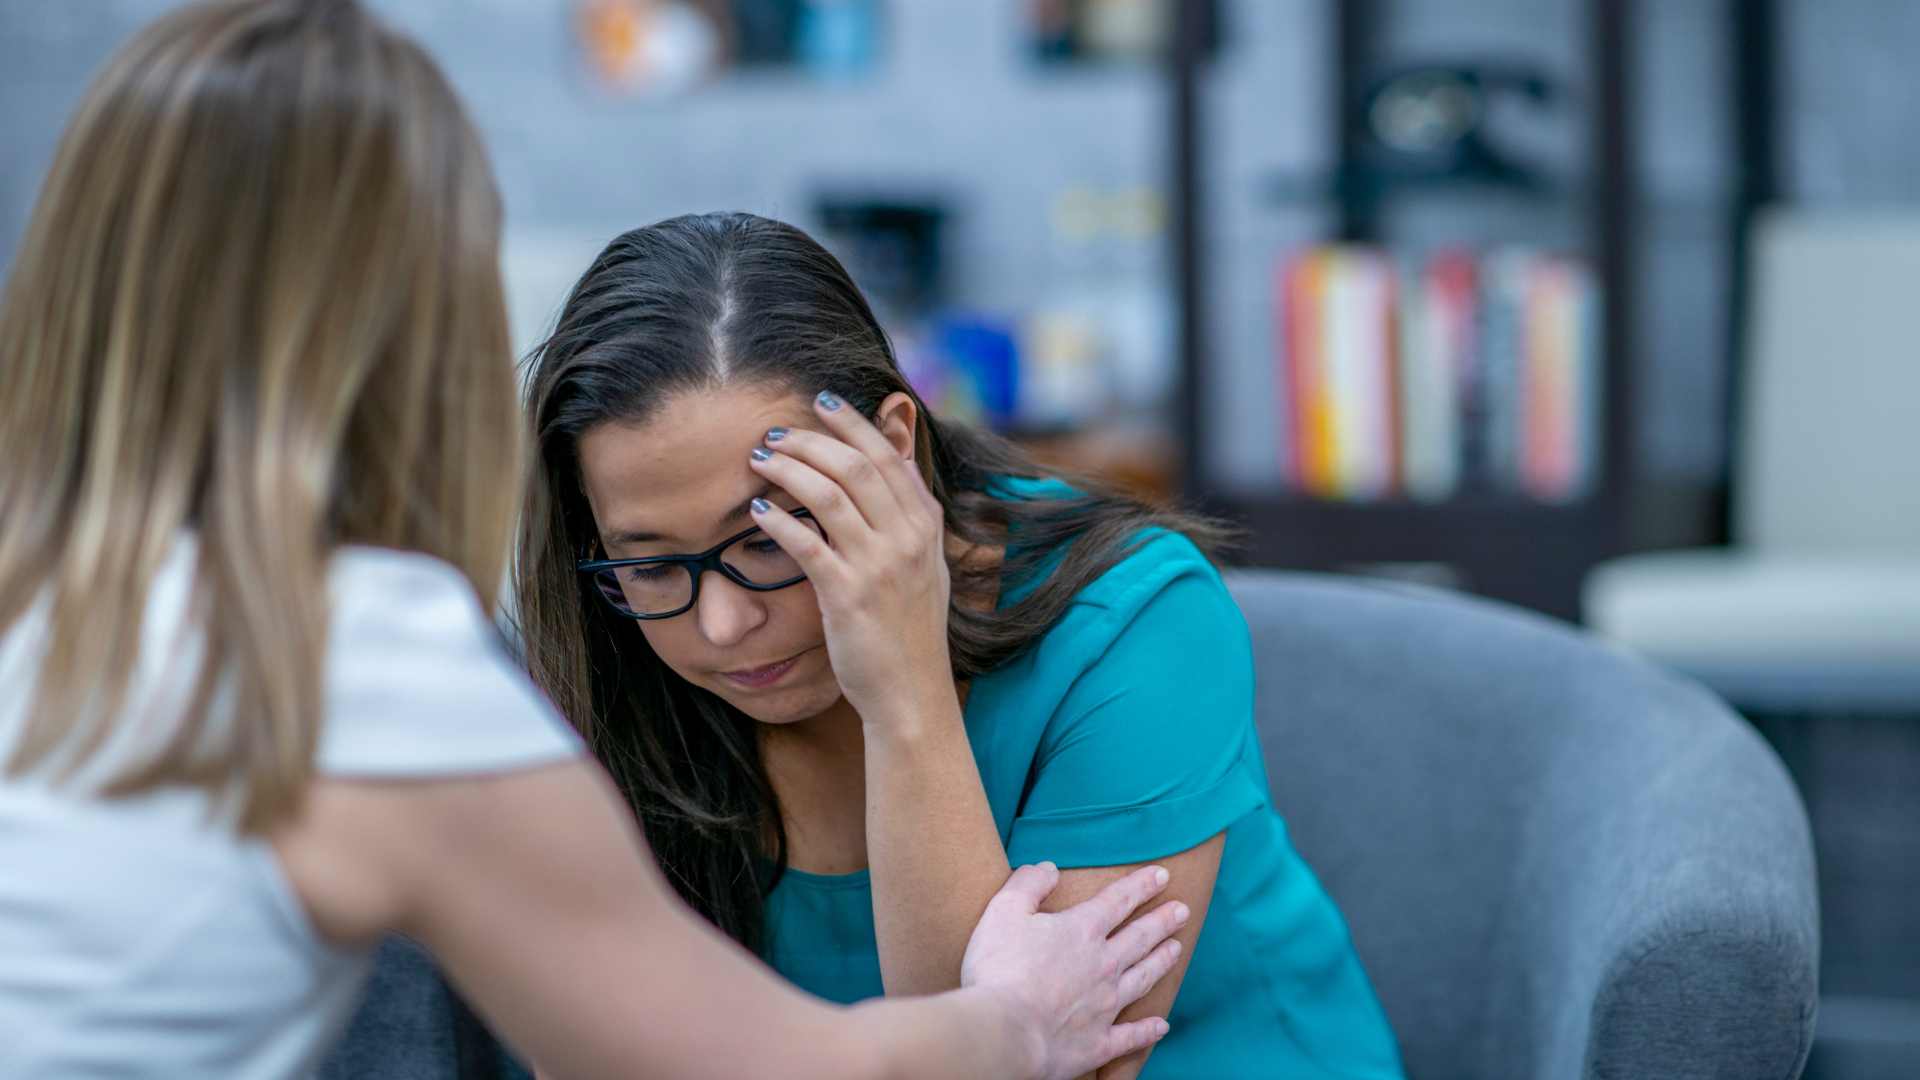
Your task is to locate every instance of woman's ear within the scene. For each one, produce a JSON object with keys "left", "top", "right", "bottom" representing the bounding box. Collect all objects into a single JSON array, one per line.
[{"left": 874, "top": 391, "right": 919, "bottom": 463}]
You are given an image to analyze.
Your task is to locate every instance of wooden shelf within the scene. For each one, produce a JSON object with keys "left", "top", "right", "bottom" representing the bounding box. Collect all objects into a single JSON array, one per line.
[{"left": 1009, "top": 425, "right": 1179, "bottom": 506}]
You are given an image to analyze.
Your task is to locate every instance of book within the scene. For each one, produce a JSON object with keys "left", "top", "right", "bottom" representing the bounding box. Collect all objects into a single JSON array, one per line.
[{"left": 1273, "top": 244, "right": 1602, "bottom": 504}]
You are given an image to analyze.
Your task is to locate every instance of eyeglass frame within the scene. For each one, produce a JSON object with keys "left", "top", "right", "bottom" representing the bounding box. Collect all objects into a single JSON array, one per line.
[{"left": 575, "top": 507, "right": 821, "bottom": 621}]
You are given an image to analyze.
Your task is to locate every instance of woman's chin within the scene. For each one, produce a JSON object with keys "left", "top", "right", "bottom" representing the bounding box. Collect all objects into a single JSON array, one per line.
[{"left": 713, "top": 670, "right": 844, "bottom": 727}]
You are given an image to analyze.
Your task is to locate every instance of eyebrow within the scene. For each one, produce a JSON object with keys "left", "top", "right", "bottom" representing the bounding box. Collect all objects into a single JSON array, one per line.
[{"left": 605, "top": 482, "right": 776, "bottom": 548}]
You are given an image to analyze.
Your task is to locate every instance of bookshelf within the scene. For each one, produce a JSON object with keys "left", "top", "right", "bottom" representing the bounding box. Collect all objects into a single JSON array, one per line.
[{"left": 1168, "top": 0, "right": 1641, "bottom": 622}]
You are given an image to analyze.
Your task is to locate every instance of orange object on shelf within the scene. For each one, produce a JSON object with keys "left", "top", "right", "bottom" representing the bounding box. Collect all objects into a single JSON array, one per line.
[{"left": 576, "top": 0, "right": 647, "bottom": 87}]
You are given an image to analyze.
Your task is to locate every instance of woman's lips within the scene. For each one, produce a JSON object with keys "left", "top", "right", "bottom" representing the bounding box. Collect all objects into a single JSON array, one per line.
[{"left": 722, "top": 650, "right": 806, "bottom": 689}]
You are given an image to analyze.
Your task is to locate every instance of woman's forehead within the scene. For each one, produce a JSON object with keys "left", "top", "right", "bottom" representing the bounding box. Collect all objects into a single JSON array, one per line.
[{"left": 576, "top": 384, "right": 818, "bottom": 548}]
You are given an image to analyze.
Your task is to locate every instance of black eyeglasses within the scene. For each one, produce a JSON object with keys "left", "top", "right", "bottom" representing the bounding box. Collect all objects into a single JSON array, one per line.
[{"left": 577, "top": 508, "right": 824, "bottom": 620}]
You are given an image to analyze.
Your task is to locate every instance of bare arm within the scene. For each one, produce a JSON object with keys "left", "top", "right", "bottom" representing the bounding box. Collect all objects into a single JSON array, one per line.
[
  {"left": 385, "top": 761, "right": 1014, "bottom": 1080},
  {"left": 861, "top": 690, "right": 1014, "bottom": 994},
  {"left": 746, "top": 392, "right": 1203, "bottom": 1002},
  {"left": 1043, "top": 834, "right": 1224, "bottom": 1080},
  {"left": 281, "top": 759, "right": 1186, "bottom": 1080},
  {"left": 744, "top": 396, "right": 1015, "bottom": 995}
]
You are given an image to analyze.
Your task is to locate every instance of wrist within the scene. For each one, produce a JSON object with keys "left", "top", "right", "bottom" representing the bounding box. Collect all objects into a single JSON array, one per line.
[
  {"left": 966, "top": 985, "right": 1047, "bottom": 1080},
  {"left": 856, "top": 680, "right": 964, "bottom": 742}
]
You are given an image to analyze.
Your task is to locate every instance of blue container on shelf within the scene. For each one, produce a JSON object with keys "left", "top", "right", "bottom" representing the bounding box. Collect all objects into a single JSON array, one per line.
[
  {"left": 932, "top": 314, "right": 1020, "bottom": 431},
  {"left": 798, "top": 0, "right": 880, "bottom": 79}
]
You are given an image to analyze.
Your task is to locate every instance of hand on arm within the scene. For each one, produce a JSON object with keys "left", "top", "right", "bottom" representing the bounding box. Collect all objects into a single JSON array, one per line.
[
  {"left": 300, "top": 761, "right": 1186, "bottom": 1080},
  {"left": 748, "top": 390, "right": 1011, "bottom": 994},
  {"left": 1042, "top": 834, "right": 1226, "bottom": 1080}
]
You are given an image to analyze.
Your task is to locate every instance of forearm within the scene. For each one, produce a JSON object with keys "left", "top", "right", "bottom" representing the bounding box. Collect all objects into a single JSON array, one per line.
[
  {"left": 462, "top": 866, "right": 1032, "bottom": 1080},
  {"left": 630, "top": 975, "right": 1035, "bottom": 1080},
  {"left": 845, "top": 987, "right": 1038, "bottom": 1080},
  {"left": 863, "top": 691, "right": 1012, "bottom": 995}
]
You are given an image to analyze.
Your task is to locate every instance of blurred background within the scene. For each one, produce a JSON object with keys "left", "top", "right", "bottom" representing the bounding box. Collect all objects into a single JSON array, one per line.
[{"left": 2, "top": 1, "right": 1915, "bottom": 1075}]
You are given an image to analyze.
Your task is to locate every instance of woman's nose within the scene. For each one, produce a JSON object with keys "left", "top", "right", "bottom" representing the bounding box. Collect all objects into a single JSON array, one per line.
[{"left": 694, "top": 570, "right": 768, "bottom": 648}]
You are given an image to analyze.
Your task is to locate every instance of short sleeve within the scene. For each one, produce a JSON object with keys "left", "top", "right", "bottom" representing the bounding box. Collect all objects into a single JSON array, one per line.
[
  {"left": 1004, "top": 552, "right": 1269, "bottom": 868},
  {"left": 319, "top": 548, "right": 583, "bottom": 777}
]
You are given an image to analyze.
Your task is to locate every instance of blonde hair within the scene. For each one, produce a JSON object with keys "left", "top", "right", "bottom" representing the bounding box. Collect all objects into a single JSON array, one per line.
[{"left": 0, "top": 0, "right": 522, "bottom": 830}]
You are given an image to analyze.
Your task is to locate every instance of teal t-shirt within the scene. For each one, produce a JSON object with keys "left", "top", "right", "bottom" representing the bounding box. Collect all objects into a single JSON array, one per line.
[{"left": 763, "top": 478, "right": 1404, "bottom": 1079}]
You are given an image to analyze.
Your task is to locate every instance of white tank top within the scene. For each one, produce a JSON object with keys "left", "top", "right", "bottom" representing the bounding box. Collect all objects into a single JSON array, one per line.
[{"left": 0, "top": 541, "right": 583, "bottom": 1078}]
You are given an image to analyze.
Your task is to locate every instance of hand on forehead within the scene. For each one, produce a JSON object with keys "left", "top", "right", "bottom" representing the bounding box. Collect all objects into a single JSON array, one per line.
[{"left": 576, "top": 384, "right": 826, "bottom": 555}]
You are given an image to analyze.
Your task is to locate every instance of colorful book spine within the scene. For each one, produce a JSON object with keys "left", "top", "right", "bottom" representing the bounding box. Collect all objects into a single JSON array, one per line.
[
  {"left": 1517, "top": 257, "right": 1602, "bottom": 502},
  {"left": 1273, "top": 244, "right": 1601, "bottom": 503},
  {"left": 1400, "top": 251, "right": 1474, "bottom": 500},
  {"left": 1275, "top": 251, "right": 1315, "bottom": 491},
  {"left": 1480, "top": 249, "right": 1524, "bottom": 492},
  {"left": 1326, "top": 249, "right": 1387, "bottom": 498},
  {"left": 1572, "top": 266, "right": 1602, "bottom": 499}
]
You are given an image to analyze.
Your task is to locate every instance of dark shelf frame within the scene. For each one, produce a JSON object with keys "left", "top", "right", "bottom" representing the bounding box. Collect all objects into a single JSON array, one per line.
[
  {"left": 1264, "top": 168, "right": 1586, "bottom": 206},
  {"left": 1170, "top": 0, "right": 1213, "bottom": 500},
  {"left": 1167, "top": 0, "right": 1639, "bottom": 623},
  {"left": 1721, "top": 0, "right": 1780, "bottom": 543}
]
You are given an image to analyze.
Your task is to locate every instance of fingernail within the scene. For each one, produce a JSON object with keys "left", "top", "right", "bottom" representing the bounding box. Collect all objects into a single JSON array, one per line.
[
  {"left": 816, "top": 390, "right": 842, "bottom": 411},
  {"left": 1158, "top": 1019, "right": 1171, "bottom": 1037},
  {"left": 751, "top": 497, "right": 772, "bottom": 514},
  {"left": 1172, "top": 902, "right": 1190, "bottom": 923},
  {"left": 750, "top": 447, "right": 772, "bottom": 462},
  {"left": 1154, "top": 867, "right": 1170, "bottom": 887},
  {"left": 765, "top": 426, "right": 788, "bottom": 442},
  {"left": 1039, "top": 861, "right": 1057, "bottom": 874},
  {"left": 1169, "top": 939, "right": 1182, "bottom": 958}
]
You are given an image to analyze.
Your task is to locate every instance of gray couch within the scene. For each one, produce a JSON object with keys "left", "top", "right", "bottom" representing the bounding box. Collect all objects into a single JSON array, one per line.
[{"left": 321, "top": 571, "right": 1820, "bottom": 1079}]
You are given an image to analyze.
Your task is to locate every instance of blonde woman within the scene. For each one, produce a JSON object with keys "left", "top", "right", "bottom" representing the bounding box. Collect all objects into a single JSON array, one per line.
[{"left": 0, "top": 2, "right": 1187, "bottom": 1077}]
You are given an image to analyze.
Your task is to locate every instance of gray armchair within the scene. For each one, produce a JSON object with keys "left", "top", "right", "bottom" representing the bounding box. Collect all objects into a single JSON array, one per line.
[{"left": 1227, "top": 570, "right": 1819, "bottom": 1079}]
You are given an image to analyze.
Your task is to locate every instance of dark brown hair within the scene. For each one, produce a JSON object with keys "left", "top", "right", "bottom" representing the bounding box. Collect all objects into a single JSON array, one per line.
[{"left": 515, "top": 212, "right": 1232, "bottom": 950}]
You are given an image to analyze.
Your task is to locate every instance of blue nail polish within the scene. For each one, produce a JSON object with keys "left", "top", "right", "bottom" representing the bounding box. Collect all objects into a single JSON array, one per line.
[
  {"left": 816, "top": 390, "right": 842, "bottom": 411},
  {"left": 751, "top": 497, "right": 772, "bottom": 514},
  {"left": 750, "top": 447, "right": 772, "bottom": 462},
  {"left": 766, "top": 426, "right": 789, "bottom": 442}
]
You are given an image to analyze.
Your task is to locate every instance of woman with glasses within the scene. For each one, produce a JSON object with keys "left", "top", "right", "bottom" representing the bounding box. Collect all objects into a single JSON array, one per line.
[
  {"left": 507, "top": 212, "right": 1407, "bottom": 1079},
  {"left": 0, "top": 3, "right": 1189, "bottom": 1077}
]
